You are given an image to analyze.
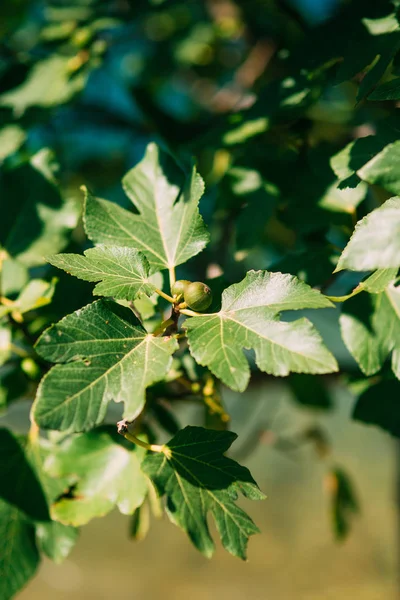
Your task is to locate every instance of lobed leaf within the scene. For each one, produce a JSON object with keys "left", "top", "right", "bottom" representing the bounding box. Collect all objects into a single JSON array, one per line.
[
  {"left": 142, "top": 426, "right": 265, "bottom": 560},
  {"left": 83, "top": 143, "right": 209, "bottom": 272},
  {"left": 33, "top": 300, "right": 178, "bottom": 432},
  {"left": 185, "top": 271, "right": 338, "bottom": 392},
  {"left": 47, "top": 246, "right": 155, "bottom": 301}
]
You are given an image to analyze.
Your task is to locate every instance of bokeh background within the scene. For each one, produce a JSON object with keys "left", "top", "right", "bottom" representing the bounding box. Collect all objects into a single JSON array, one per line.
[{"left": 1, "top": 0, "right": 399, "bottom": 598}]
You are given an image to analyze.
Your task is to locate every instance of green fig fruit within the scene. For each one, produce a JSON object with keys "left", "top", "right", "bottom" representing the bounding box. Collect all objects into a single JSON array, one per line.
[
  {"left": 171, "top": 279, "right": 191, "bottom": 301},
  {"left": 184, "top": 282, "right": 213, "bottom": 311}
]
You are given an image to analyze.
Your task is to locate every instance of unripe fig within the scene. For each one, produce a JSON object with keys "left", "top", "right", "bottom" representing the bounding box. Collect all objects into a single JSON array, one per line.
[
  {"left": 171, "top": 279, "right": 191, "bottom": 301},
  {"left": 184, "top": 282, "right": 212, "bottom": 311}
]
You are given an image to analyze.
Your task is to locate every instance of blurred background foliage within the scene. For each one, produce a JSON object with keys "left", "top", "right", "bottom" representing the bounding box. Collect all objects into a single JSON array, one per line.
[{"left": 1, "top": 0, "right": 400, "bottom": 597}]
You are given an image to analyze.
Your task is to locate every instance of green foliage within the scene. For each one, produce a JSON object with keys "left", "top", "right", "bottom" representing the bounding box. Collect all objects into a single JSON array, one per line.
[
  {"left": 2, "top": 0, "right": 400, "bottom": 595},
  {"left": 335, "top": 197, "right": 400, "bottom": 271},
  {"left": 84, "top": 144, "right": 208, "bottom": 272},
  {"left": 0, "top": 500, "right": 40, "bottom": 600},
  {"left": 340, "top": 284, "right": 400, "bottom": 378},
  {"left": 142, "top": 426, "right": 265, "bottom": 560},
  {"left": 0, "top": 149, "right": 79, "bottom": 267},
  {"left": 34, "top": 300, "right": 178, "bottom": 430},
  {"left": 0, "top": 430, "right": 77, "bottom": 599},
  {"left": 0, "top": 429, "right": 49, "bottom": 521},
  {"left": 186, "top": 271, "right": 337, "bottom": 391},
  {"left": 48, "top": 246, "right": 155, "bottom": 300},
  {"left": 0, "top": 55, "right": 87, "bottom": 115},
  {"left": 46, "top": 427, "right": 147, "bottom": 526}
]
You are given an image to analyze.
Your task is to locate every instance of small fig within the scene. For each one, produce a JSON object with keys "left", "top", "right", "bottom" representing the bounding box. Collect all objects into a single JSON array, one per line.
[
  {"left": 171, "top": 279, "right": 191, "bottom": 301},
  {"left": 184, "top": 282, "right": 212, "bottom": 311}
]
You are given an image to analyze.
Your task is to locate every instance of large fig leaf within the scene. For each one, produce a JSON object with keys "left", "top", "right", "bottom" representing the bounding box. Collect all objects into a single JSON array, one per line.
[
  {"left": 185, "top": 271, "right": 338, "bottom": 392},
  {"left": 84, "top": 143, "right": 209, "bottom": 272},
  {"left": 142, "top": 426, "right": 265, "bottom": 560},
  {"left": 34, "top": 300, "right": 178, "bottom": 432}
]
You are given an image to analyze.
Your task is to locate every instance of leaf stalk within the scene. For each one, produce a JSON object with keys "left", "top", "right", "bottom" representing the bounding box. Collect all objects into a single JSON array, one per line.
[
  {"left": 153, "top": 288, "right": 175, "bottom": 304},
  {"left": 153, "top": 318, "right": 174, "bottom": 336},
  {"left": 180, "top": 308, "right": 204, "bottom": 317},
  {"left": 169, "top": 267, "right": 176, "bottom": 289},
  {"left": 123, "top": 431, "right": 169, "bottom": 455},
  {"left": 117, "top": 419, "right": 170, "bottom": 455},
  {"left": 326, "top": 284, "right": 364, "bottom": 303}
]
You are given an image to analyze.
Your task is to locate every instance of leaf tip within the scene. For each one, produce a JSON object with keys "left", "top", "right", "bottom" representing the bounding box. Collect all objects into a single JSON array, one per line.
[{"left": 333, "top": 263, "right": 342, "bottom": 274}]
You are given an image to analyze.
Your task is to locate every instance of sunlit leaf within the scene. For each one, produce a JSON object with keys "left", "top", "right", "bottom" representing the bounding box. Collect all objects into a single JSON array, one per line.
[
  {"left": 0, "top": 125, "right": 26, "bottom": 161},
  {"left": 335, "top": 197, "right": 400, "bottom": 272},
  {"left": 84, "top": 143, "right": 209, "bottom": 272},
  {"left": 330, "top": 136, "right": 386, "bottom": 188},
  {"left": 34, "top": 300, "right": 178, "bottom": 431},
  {"left": 0, "top": 55, "right": 86, "bottom": 115},
  {"left": 0, "top": 257, "right": 28, "bottom": 296},
  {"left": 45, "top": 427, "right": 147, "bottom": 526},
  {"left": 185, "top": 271, "right": 337, "bottom": 392},
  {"left": 28, "top": 437, "right": 79, "bottom": 564},
  {"left": 360, "top": 268, "right": 398, "bottom": 293},
  {"left": 16, "top": 278, "right": 57, "bottom": 314},
  {"left": 48, "top": 246, "right": 155, "bottom": 301}
]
